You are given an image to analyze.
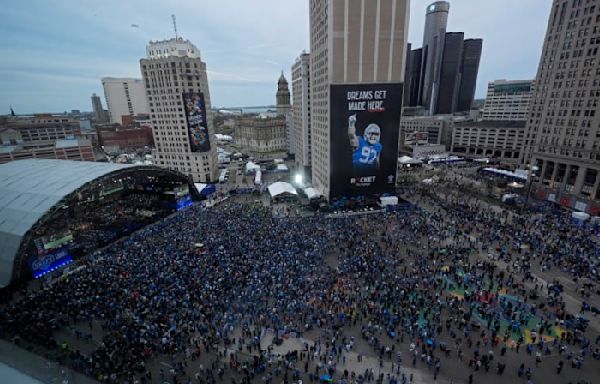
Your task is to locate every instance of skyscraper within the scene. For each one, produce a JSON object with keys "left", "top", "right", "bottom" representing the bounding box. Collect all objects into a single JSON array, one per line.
[
  {"left": 91, "top": 93, "right": 108, "bottom": 123},
  {"left": 102, "top": 78, "right": 150, "bottom": 125},
  {"left": 456, "top": 38, "right": 483, "bottom": 112},
  {"left": 404, "top": 1, "right": 482, "bottom": 115},
  {"left": 521, "top": 0, "right": 600, "bottom": 212},
  {"left": 292, "top": 52, "right": 311, "bottom": 170},
  {"left": 309, "top": 0, "right": 409, "bottom": 200},
  {"left": 435, "top": 32, "right": 464, "bottom": 114},
  {"left": 276, "top": 72, "right": 294, "bottom": 154},
  {"left": 140, "top": 37, "right": 218, "bottom": 183},
  {"left": 419, "top": 1, "right": 450, "bottom": 112}
]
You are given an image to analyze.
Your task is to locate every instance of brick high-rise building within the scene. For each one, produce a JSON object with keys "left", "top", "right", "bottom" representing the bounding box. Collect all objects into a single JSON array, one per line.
[
  {"left": 140, "top": 37, "right": 218, "bottom": 183},
  {"left": 521, "top": 0, "right": 600, "bottom": 213}
]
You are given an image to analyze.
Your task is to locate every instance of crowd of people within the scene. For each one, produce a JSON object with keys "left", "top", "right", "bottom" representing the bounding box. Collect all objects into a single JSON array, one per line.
[{"left": 0, "top": 171, "right": 599, "bottom": 384}]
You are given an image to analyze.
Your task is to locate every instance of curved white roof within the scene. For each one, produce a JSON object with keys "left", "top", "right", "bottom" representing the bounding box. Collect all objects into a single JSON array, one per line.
[
  {"left": 268, "top": 182, "right": 297, "bottom": 198},
  {"left": 0, "top": 159, "right": 135, "bottom": 287}
]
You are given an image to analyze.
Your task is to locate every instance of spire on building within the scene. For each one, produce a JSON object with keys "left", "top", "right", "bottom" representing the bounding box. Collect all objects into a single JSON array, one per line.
[{"left": 276, "top": 71, "right": 290, "bottom": 109}]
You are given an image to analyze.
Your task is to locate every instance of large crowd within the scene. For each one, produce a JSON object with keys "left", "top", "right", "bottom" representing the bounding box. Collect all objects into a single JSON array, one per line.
[{"left": 1, "top": 173, "right": 599, "bottom": 384}]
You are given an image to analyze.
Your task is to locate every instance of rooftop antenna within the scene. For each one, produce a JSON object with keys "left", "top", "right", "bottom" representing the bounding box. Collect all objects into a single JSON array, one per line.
[{"left": 171, "top": 14, "right": 178, "bottom": 40}]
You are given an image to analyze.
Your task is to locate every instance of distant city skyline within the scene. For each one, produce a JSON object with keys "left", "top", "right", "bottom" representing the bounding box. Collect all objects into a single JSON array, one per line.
[{"left": 0, "top": 0, "right": 551, "bottom": 113}]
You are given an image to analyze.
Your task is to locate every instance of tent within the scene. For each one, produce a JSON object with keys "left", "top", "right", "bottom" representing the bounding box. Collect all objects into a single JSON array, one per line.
[
  {"left": 245, "top": 161, "right": 261, "bottom": 173},
  {"left": 268, "top": 182, "right": 297, "bottom": 199},
  {"left": 276, "top": 164, "right": 289, "bottom": 172},
  {"left": 304, "top": 187, "right": 321, "bottom": 200},
  {"left": 398, "top": 156, "right": 423, "bottom": 165},
  {"left": 380, "top": 196, "right": 398, "bottom": 206},
  {"left": 508, "top": 182, "right": 524, "bottom": 189},
  {"left": 194, "top": 183, "right": 216, "bottom": 196},
  {"left": 572, "top": 211, "right": 590, "bottom": 221},
  {"left": 254, "top": 170, "right": 262, "bottom": 185}
]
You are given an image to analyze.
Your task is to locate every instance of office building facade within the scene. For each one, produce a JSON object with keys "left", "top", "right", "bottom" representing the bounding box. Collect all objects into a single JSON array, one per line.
[
  {"left": 292, "top": 52, "right": 312, "bottom": 169},
  {"left": 436, "top": 32, "right": 464, "bottom": 114},
  {"left": 451, "top": 120, "right": 526, "bottom": 164},
  {"left": 481, "top": 80, "right": 535, "bottom": 121},
  {"left": 140, "top": 38, "right": 218, "bottom": 183},
  {"left": 102, "top": 78, "right": 150, "bottom": 125},
  {"left": 521, "top": 0, "right": 600, "bottom": 213},
  {"left": 456, "top": 38, "right": 483, "bottom": 111},
  {"left": 91, "top": 93, "right": 108, "bottom": 124},
  {"left": 234, "top": 116, "right": 287, "bottom": 156},
  {"left": 309, "top": 0, "right": 409, "bottom": 199}
]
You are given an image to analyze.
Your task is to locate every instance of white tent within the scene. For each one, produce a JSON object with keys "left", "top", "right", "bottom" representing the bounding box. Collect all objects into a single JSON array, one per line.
[
  {"left": 268, "top": 182, "right": 297, "bottom": 198},
  {"left": 274, "top": 158, "right": 284, "bottom": 164},
  {"left": 508, "top": 182, "right": 524, "bottom": 189},
  {"left": 501, "top": 193, "right": 518, "bottom": 203},
  {"left": 215, "top": 134, "right": 233, "bottom": 142},
  {"left": 254, "top": 170, "right": 262, "bottom": 185},
  {"left": 482, "top": 167, "right": 527, "bottom": 181},
  {"left": 399, "top": 156, "right": 422, "bottom": 165},
  {"left": 572, "top": 211, "right": 590, "bottom": 221},
  {"left": 380, "top": 196, "right": 398, "bottom": 206},
  {"left": 245, "top": 161, "right": 261, "bottom": 173},
  {"left": 304, "top": 187, "right": 320, "bottom": 200},
  {"left": 194, "top": 183, "right": 207, "bottom": 194},
  {"left": 276, "top": 164, "right": 289, "bottom": 171}
]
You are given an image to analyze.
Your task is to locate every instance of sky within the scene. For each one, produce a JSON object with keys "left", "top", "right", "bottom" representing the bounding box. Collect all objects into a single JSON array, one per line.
[{"left": 0, "top": 0, "right": 551, "bottom": 114}]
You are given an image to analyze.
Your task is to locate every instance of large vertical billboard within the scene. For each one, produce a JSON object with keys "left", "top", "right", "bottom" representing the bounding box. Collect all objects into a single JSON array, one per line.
[
  {"left": 330, "top": 83, "right": 403, "bottom": 198},
  {"left": 183, "top": 92, "right": 211, "bottom": 152}
]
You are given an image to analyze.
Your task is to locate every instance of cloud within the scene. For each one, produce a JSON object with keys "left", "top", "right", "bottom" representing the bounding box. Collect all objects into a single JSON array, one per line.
[{"left": 0, "top": 0, "right": 551, "bottom": 109}]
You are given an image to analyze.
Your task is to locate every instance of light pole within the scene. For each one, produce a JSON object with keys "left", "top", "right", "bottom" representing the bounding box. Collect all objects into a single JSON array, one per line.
[{"left": 524, "top": 164, "right": 539, "bottom": 207}]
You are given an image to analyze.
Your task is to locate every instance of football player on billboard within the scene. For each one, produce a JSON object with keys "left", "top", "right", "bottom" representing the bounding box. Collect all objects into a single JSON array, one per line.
[{"left": 348, "top": 114, "right": 382, "bottom": 171}]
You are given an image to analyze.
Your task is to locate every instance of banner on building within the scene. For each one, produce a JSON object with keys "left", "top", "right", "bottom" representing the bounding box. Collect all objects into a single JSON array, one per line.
[
  {"left": 404, "top": 131, "right": 429, "bottom": 146},
  {"left": 183, "top": 92, "right": 211, "bottom": 152},
  {"left": 329, "top": 83, "right": 403, "bottom": 198}
]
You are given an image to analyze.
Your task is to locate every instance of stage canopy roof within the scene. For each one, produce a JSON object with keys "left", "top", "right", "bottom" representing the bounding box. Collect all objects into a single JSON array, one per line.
[{"left": 0, "top": 159, "right": 135, "bottom": 287}]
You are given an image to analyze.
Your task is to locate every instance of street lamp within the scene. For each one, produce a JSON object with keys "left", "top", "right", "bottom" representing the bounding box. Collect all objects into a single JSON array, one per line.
[{"left": 525, "top": 164, "right": 539, "bottom": 207}]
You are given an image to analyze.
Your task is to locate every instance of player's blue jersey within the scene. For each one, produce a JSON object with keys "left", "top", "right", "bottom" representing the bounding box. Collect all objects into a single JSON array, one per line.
[{"left": 352, "top": 136, "right": 382, "bottom": 167}]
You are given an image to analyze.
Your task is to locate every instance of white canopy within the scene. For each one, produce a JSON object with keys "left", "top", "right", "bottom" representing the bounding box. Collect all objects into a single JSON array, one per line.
[
  {"left": 268, "top": 182, "right": 297, "bottom": 198},
  {"left": 274, "top": 158, "right": 284, "bottom": 164},
  {"left": 215, "top": 134, "right": 233, "bottom": 141},
  {"left": 399, "top": 156, "right": 422, "bottom": 165},
  {"left": 572, "top": 211, "right": 590, "bottom": 221},
  {"left": 254, "top": 170, "right": 262, "bottom": 185},
  {"left": 501, "top": 193, "right": 518, "bottom": 202},
  {"left": 482, "top": 167, "right": 527, "bottom": 181},
  {"left": 246, "top": 161, "right": 261, "bottom": 173},
  {"left": 194, "top": 183, "right": 208, "bottom": 193},
  {"left": 304, "top": 187, "right": 320, "bottom": 200},
  {"left": 380, "top": 196, "right": 398, "bottom": 206},
  {"left": 276, "top": 164, "right": 289, "bottom": 171}
]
